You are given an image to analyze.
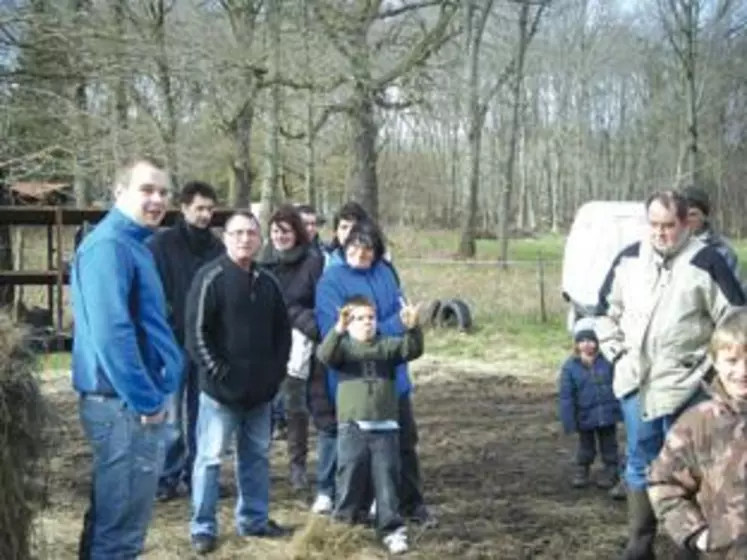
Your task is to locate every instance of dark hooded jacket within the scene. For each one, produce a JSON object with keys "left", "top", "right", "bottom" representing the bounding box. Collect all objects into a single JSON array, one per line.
[{"left": 256, "top": 242, "right": 324, "bottom": 342}]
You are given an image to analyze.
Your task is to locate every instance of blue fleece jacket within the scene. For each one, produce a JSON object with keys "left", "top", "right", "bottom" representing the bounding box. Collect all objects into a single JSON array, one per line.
[
  {"left": 70, "top": 207, "right": 183, "bottom": 415},
  {"left": 315, "top": 257, "right": 412, "bottom": 402}
]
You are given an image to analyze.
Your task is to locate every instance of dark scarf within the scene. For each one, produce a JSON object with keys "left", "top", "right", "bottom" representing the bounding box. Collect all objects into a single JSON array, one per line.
[
  {"left": 256, "top": 243, "right": 307, "bottom": 266},
  {"left": 179, "top": 218, "right": 219, "bottom": 255}
]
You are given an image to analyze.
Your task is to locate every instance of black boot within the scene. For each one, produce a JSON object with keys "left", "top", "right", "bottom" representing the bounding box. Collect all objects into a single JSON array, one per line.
[
  {"left": 621, "top": 489, "right": 657, "bottom": 560},
  {"left": 286, "top": 412, "right": 309, "bottom": 492}
]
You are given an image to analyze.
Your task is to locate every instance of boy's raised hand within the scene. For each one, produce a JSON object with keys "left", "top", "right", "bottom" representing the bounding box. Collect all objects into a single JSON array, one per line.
[
  {"left": 335, "top": 306, "right": 351, "bottom": 334},
  {"left": 399, "top": 297, "right": 421, "bottom": 329}
]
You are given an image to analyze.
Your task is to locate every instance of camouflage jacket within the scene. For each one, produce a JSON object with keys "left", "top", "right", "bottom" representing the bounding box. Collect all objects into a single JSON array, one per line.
[{"left": 647, "top": 379, "right": 747, "bottom": 558}]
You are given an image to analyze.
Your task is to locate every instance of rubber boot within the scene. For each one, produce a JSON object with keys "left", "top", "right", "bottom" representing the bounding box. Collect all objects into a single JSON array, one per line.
[
  {"left": 571, "top": 464, "right": 591, "bottom": 488},
  {"left": 621, "top": 489, "right": 657, "bottom": 560},
  {"left": 286, "top": 412, "right": 309, "bottom": 492}
]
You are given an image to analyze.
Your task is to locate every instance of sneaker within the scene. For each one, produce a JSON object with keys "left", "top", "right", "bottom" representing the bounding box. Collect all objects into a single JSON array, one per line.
[
  {"left": 383, "top": 526, "right": 409, "bottom": 555},
  {"left": 311, "top": 493, "right": 333, "bottom": 514},
  {"left": 191, "top": 533, "right": 217, "bottom": 555}
]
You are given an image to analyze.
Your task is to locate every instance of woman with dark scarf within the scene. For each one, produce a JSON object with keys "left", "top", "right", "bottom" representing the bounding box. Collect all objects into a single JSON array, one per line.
[{"left": 256, "top": 204, "right": 324, "bottom": 491}]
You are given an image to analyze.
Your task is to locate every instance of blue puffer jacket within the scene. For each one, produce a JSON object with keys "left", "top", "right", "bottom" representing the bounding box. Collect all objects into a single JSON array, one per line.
[
  {"left": 315, "top": 257, "right": 412, "bottom": 403},
  {"left": 558, "top": 354, "right": 620, "bottom": 433}
]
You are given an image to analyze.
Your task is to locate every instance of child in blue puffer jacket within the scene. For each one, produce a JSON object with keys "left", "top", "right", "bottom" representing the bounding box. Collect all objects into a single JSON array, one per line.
[{"left": 558, "top": 320, "right": 621, "bottom": 490}]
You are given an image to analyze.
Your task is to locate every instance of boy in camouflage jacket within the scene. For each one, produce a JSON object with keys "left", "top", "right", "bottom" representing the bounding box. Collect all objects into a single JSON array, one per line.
[{"left": 648, "top": 307, "right": 747, "bottom": 558}]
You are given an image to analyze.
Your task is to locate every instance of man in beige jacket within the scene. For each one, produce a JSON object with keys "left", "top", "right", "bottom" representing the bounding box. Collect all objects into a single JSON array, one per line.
[{"left": 594, "top": 190, "right": 745, "bottom": 560}]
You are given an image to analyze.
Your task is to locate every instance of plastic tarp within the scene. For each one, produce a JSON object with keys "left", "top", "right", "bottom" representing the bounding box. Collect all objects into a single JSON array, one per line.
[{"left": 562, "top": 201, "right": 648, "bottom": 313}]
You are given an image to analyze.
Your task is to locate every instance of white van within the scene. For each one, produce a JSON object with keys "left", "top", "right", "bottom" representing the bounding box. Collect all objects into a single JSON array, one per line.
[{"left": 561, "top": 201, "right": 648, "bottom": 332}]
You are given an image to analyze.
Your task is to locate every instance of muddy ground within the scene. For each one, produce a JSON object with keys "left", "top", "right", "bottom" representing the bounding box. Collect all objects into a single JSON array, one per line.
[{"left": 34, "top": 355, "right": 678, "bottom": 559}]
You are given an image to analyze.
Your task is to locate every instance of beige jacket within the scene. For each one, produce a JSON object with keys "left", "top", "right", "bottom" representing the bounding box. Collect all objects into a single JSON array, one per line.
[{"left": 594, "top": 235, "right": 744, "bottom": 420}]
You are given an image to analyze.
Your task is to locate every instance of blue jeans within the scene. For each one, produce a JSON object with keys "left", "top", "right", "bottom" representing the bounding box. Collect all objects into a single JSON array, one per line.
[
  {"left": 159, "top": 359, "right": 199, "bottom": 490},
  {"left": 190, "top": 393, "right": 272, "bottom": 538},
  {"left": 316, "top": 426, "right": 337, "bottom": 498},
  {"left": 621, "top": 390, "right": 707, "bottom": 490},
  {"left": 78, "top": 395, "right": 166, "bottom": 559}
]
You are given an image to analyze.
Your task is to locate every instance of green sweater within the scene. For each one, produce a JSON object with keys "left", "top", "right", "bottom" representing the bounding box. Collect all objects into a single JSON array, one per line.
[{"left": 316, "top": 327, "right": 424, "bottom": 424}]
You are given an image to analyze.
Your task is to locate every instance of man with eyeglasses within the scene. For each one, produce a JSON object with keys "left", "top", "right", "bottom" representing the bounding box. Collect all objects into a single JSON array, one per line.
[{"left": 185, "top": 211, "right": 293, "bottom": 554}]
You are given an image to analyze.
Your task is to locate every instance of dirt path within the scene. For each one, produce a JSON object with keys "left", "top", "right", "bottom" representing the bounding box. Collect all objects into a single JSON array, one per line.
[{"left": 34, "top": 354, "right": 678, "bottom": 559}]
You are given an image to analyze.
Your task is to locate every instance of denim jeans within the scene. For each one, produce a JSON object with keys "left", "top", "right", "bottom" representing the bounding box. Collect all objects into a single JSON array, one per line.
[
  {"left": 78, "top": 395, "right": 166, "bottom": 560},
  {"left": 621, "top": 390, "right": 707, "bottom": 490},
  {"left": 316, "top": 426, "right": 338, "bottom": 499},
  {"left": 190, "top": 393, "right": 272, "bottom": 538},
  {"left": 159, "top": 359, "right": 200, "bottom": 490},
  {"left": 334, "top": 423, "right": 403, "bottom": 536}
]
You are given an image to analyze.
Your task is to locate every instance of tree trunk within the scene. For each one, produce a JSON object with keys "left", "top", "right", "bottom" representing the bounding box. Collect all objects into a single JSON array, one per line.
[
  {"left": 230, "top": 104, "right": 254, "bottom": 208},
  {"left": 457, "top": 1, "right": 481, "bottom": 258},
  {"left": 259, "top": 0, "right": 281, "bottom": 233},
  {"left": 347, "top": 88, "right": 379, "bottom": 222},
  {"left": 498, "top": 2, "right": 530, "bottom": 264}
]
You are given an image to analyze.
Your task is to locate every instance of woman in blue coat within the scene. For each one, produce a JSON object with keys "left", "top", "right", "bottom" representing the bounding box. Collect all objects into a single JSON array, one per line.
[{"left": 312, "top": 219, "right": 435, "bottom": 526}]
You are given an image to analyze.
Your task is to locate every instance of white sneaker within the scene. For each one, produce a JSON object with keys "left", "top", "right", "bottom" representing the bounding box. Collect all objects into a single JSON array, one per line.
[
  {"left": 383, "top": 526, "right": 409, "bottom": 554},
  {"left": 311, "top": 493, "right": 333, "bottom": 514},
  {"left": 368, "top": 499, "right": 377, "bottom": 521}
]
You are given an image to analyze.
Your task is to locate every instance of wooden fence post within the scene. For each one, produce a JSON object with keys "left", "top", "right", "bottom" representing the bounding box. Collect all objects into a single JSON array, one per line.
[{"left": 537, "top": 252, "right": 547, "bottom": 323}]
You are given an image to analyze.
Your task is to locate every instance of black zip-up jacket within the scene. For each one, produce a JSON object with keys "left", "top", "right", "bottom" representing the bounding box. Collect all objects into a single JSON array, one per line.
[
  {"left": 184, "top": 255, "right": 292, "bottom": 409},
  {"left": 148, "top": 219, "right": 224, "bottom": 345},
  {"left": 256, "top": 244, "right": 324, "bottom": 341}
]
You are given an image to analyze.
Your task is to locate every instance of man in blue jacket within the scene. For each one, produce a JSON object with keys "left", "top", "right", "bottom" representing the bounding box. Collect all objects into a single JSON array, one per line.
[{"left": 71, "top": 157, "right": 184, "bottom": 560}]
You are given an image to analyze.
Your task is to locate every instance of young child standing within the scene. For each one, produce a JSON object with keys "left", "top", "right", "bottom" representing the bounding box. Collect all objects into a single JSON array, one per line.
[
  {"left": 648, "top": 307, "right": 747, "bottom": 557},
  {"left": 558, "top": 319, "right": 621, "bottom": 489},
  {"left": 316, "top": 295, "right": 424, "bottom": 555}
]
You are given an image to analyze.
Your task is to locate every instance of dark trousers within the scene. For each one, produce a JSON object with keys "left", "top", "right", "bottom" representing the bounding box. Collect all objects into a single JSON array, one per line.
[
  {"left": 334, "top": 423, "right": 403, "bottom": 536},
  {"left": 577, "top": 425, "right": 618, "bottom": 467},
  {"left": 398, "top": 396, "right": 425, "bottom": 514}
]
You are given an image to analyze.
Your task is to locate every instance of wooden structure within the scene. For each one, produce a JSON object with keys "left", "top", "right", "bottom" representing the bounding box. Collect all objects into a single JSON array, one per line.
[{"left": 0, "top": 206, "right": 235, "bottom": 350}]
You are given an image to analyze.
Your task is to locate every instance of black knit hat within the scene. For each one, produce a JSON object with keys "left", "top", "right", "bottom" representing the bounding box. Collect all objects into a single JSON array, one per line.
[
  {"left": 574, "top": 329, "right": 597, "bottom": 344},
  {"left": 682, "top": 185, "right": 710, "bottom": 216}
]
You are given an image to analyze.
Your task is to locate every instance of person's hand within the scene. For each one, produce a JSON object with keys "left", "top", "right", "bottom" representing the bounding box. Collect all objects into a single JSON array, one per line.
[
  {"left": 335, "top": 307, "right": 351, "bottom": 334},
  {"left": 399, "top": 298, "right": 421, "bottom": 329},
  {"left": 694, "top": 529, "right": 708, "bottom": 551},
  {"left": 141, "top": 409, "right": 166, "bottom": 425}
]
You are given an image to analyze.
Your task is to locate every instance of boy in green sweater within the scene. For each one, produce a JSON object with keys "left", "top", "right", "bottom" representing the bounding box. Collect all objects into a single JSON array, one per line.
[{"left": 316, "top": 295, "right": 424, "bottom": 555}]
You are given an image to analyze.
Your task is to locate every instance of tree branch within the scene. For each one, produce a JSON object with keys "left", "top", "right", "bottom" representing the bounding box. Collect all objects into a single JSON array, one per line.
[
  {"left": 376, "top": 0, "right": 443, "bottom": 20},
  {"left": 372, "top": 1, "right": 459, "bottom": 91}
]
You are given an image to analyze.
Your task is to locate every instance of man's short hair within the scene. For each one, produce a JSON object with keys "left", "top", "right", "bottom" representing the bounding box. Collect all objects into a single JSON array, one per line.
[
  {"left": 225, "top": 211, "right": 260, "bottom": 231},
  {"left": 114, "top": 156, "right": 166, "bottom": 191},
  {"left": 645, "top": 190, "right": 688, "bottom": 222},
  {"left": 180, "top": 181, "right": 218, "bottom": 206}
]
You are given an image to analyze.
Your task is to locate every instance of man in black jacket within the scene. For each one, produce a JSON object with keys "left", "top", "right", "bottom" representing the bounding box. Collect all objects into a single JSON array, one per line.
[
  {"left": 148, "top": 181, "right": 224, "bottom": 500},
  {"left": 185, "top": 211, "right": 293, "bottom": 555}
]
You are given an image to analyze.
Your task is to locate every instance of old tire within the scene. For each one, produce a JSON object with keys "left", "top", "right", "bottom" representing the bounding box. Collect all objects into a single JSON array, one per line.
[
  {"left": 418, "top": 299, "right": 442, "bottom": 328},
  {"left": 437, "top": 298, "right": 473, "bottom": 332}
]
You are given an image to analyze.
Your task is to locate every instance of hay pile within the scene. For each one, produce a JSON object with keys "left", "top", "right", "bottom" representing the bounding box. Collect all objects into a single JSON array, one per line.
[
  {"left": 0, "top": 312, "right": 48, "bottom": 560},
  {"left": 288, "top": 516, "right": 375, "bottom": 560}
]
